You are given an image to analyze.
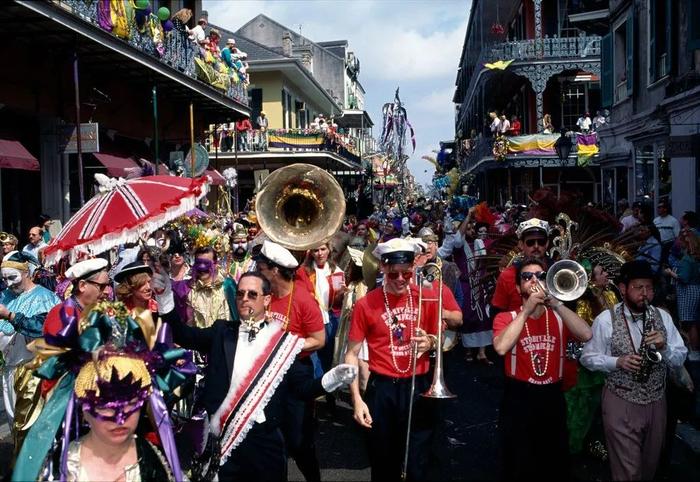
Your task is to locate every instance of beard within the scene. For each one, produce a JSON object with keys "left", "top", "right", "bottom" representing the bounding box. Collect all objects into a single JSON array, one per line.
[{"left": 233, "top": 246, "right": 247, "bottom": 258}]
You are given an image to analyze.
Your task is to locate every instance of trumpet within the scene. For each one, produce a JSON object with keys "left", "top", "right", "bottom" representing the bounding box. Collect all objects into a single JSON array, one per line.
[{"left": 531, "top": 259, "right": 588, "bottom": 302}]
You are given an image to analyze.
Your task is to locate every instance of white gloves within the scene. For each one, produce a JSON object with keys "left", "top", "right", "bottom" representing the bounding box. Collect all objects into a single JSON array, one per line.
[
  {"left": 321, "top": 363, "right": 358, "bottom": 393},
  {"left": 152, "top": 270, "right": 174, "bottom": 313}
]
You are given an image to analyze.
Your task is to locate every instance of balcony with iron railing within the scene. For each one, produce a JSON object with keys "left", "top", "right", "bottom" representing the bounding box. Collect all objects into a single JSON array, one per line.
[
  {"left": 53, "top": 0, "right": 248, "bottom": 106},
  {"left": 207, "top": 128, "right": 366, "bottom": 168},
  {"left": 457, "top": 34, "right": 601, "bottom": 131}
]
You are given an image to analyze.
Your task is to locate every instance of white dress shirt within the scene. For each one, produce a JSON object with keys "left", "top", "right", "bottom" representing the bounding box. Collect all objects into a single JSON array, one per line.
[
  {"left": 580, "top": 303, "right": 687, "bottom": 373},
  {"left": 233, "top": 320, "right": 271, "bottom": 424}
]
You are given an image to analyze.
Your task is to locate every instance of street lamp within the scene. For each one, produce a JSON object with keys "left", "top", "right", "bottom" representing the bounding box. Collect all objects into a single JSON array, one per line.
[{"left": 554, "top": 128, "right": 573, "bottom": 166}]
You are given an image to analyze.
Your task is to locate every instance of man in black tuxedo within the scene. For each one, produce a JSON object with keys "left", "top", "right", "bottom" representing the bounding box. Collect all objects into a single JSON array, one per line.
[{"left": 157, "top": 271, "right": 356, "bottom": 481}]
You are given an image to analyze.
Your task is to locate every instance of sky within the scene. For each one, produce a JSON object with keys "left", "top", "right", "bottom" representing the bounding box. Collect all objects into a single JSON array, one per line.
[{"left": 204, "top": 0, "right": 472, "bottom": 186}]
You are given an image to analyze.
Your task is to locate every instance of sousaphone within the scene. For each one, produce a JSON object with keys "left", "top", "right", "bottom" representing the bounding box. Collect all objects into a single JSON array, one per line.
[{"left": 255, "top": 163, "right": 346, "bottom": 251}]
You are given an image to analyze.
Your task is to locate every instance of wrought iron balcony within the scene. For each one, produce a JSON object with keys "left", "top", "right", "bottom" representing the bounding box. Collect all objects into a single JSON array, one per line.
[
  {"left": 488, "top": 34, "right": 601, "bottom": 63},
  {"left": 54, "top": 0, "right": 248, "bottom": 107}
]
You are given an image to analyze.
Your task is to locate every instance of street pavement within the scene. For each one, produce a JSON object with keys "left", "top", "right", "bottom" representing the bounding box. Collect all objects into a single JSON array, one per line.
[{"left": 1, "top": 347, "right": 698, "bottom": 481}]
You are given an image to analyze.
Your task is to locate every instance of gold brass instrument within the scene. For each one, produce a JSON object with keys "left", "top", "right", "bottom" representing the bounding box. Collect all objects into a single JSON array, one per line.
[
  {"left": 636, "top": 299, "right": 663, "bottom": 383},
  {"left": 532, "top": 259, "right": 589, "bottom": 302},
  {"left": 255, "top": 163, "right": 346, "bottom": 251},
  {"left": 0, "top": 232, "right": 16, "bottom": 245},
  {"left": 402, "top": 262, "right": 455, "bottom": 481}
]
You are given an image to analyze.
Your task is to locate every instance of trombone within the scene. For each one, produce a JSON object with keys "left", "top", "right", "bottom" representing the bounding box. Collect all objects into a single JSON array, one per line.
[{"left": 401, "top": 262, "right": 456, "bottom": 481}]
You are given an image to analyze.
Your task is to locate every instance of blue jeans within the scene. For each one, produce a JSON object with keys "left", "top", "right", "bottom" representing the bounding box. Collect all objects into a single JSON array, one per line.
[{"left": 312, "top": 312, "right": 339, "bottom": 379}]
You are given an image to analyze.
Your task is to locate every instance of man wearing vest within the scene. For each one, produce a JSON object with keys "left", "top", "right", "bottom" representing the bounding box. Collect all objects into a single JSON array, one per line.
[
  {"left": 493, "top": 257, "right": 592, "bottom": 480},
  {"left": 581, "top": 260, "right": 687, "bottom": 481}
]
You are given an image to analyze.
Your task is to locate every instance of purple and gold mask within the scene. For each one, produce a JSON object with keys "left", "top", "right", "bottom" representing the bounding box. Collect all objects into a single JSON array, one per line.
[{"left": 74, "top": 355, "right": 152, "bottom": 425}]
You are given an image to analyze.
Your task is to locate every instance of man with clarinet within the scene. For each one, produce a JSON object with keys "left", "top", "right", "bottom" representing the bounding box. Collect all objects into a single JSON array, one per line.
[
  {"left": 345, "top": 238, "right": 441, "bottom": 481},
  {"left": 581, "top": 260, "right": 687, "bottom": 481}
]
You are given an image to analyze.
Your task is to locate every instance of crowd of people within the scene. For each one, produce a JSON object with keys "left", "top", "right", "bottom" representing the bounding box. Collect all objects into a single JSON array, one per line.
[{"left": 0, "top": 185, "right": 697, "bottom": 481}]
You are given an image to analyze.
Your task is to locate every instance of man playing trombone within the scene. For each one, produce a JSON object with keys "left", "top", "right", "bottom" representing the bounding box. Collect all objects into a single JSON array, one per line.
[
  {"left": 345, "top": 238, "right": 440, "bottom": 481},
  {"left": 493, "top": 257, "right": 593, "bottom": 480}
]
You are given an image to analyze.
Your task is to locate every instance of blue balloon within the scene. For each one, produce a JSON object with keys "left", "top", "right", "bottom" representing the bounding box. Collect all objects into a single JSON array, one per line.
[{"left": 162, "top": 20, "right": 174, "bottom": 32}]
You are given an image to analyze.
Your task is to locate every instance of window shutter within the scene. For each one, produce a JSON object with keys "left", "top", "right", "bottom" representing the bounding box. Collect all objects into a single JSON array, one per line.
[
  {"left": 688, "top": 0, "right": 700, "bottom": 51},
  {"left": 649, "top": 0, "right": 656, "bottom": 81},
  {"left": 626, "top": 10, "right": 634, "bottom": 94},
  {"left": 601, "top": 33, "right": 613, "bottom": 108}
]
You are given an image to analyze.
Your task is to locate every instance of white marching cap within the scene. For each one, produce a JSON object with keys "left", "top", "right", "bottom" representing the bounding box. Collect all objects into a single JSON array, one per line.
[
  {"left": 65, "top": 258, "right": 109, "bottom": 281},
  {"left": 259, "top": 240, "right": 298, "bottom": 269},
  {"left": 372, "top": 238, "right": 418, "bottom": 265}
]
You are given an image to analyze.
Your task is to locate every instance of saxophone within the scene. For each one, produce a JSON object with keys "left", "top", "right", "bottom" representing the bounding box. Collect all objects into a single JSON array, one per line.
[{"left": 635, "top": 299, "right": 663, "bottom": 383}]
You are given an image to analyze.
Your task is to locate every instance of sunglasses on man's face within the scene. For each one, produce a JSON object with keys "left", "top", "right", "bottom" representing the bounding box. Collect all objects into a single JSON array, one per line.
[
  {"left": 524, "top": 238, "right": 547, "bottom": 247},
  {"left": 519, "top": 271, "right": 547, "bottom": 281},
  {"left": 236, "top": 289, "right": 260, "bottom": 300},
  {"left": 386, "top": 271, "right": 414, "bottom": 280}
]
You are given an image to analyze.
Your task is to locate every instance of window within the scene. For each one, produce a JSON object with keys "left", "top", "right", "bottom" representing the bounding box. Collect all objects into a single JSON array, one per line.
[
  {"left": 690, "top": 0, "right": 700, "bottom": 51},
  {"left": 649, "top": 0, "right": 673, "bottom": 83},
  {"left": 635, "top": 143, "right": 669, "bottom": 205},
  {"left": 611, "top": 10, "right": 633, "bottom": 103}
]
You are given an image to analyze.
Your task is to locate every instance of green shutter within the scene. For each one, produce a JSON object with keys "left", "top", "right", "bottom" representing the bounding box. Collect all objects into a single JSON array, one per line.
[
  {"left": 649, "top": 0, "right": 656, "bottom": 81},
  {"left": 626, "top": 11, "right": 634, "bottom": 94},
  {"left": 601, "top": 33, "right": 613, "bottom": 108}
]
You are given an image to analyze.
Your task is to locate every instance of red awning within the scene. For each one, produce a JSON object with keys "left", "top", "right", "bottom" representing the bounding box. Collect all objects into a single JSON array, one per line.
[
  {"left": 93, "top": 153, "right": 140, "bottom": 178},
  {"left": 0, "top": 139, "right": 39, "bottom": 171},
  {"left": 205, "top": 169, "right": 226, "bottom": 186}
]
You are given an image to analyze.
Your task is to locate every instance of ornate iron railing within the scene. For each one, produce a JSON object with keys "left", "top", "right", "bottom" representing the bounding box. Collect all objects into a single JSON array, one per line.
[
  {"left": 54, "top": 0, "right": 248, "bottom": 106},
  {"left": 488, "top": 35, "right": 601, "bottom": 62}
]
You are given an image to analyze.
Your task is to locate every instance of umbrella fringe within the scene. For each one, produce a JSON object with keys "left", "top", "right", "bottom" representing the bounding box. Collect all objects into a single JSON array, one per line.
[{"left": 44, "top": 183, "right": 209, "bottom": 266}]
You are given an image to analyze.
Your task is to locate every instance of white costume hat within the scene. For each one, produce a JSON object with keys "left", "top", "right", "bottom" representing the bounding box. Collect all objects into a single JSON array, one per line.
[
  {"left": 256, "top": 240, "right": 299, "bottom": 269},
  {"left": 65, "top": 258, "right": 109, "bottom": 281},
  {"left": 515, "top": 218, "right": 550, "bottom": 239},
  {"left": 372, "top": 238, "right": 418, "bottom": 265}
]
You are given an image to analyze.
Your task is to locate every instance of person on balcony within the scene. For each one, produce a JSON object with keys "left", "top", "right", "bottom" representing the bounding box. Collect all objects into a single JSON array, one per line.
[
  {"left": 509, "top": 115, "right": 521, "bottom": 136},
  {"left": 576, "top": 112, "right": 592, "bottom": 133},
  {"left": 187, "top": 17, "right": 207, "bottom": 46},
  {"left": 543, "top": 113, "right": 554, "bottom": 134},
  {"left": 235, "top": 118, "right": 253, "bottom": 152},
  {"left": 488, "top": 111, "right": 501, "bottom": 137},
  {"left": 498, "top": 114, "right": 511, "bottom": 135},
  {"left": 221, "top": 38, "right": 237, "bottom": 69},
  {"left": 257, "top": 111, "right": 269, "bottom": 151}
]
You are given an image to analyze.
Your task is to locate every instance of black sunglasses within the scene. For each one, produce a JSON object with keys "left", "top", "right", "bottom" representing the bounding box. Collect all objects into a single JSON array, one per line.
[
  {"left": 524, "top": 238, "right": 547, "bottom": 247},
  {"left": 520, "top": 271, "right": 547, "bottom": 281},
  {"left": 236, "top": 289, "right": 261, "bottom": 300},
  {"left": 85, "top": 279, "right": 111, "bottom": 290}
]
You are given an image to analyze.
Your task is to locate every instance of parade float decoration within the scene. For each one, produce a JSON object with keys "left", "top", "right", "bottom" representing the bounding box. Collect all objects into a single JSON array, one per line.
[{"left": 492, "top": 135, "right": 510, "bottom": 161}]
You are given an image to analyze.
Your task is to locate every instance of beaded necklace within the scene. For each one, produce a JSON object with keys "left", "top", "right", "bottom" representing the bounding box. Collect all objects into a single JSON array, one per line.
[
  {"left": 382, "top": 284, "right": 415, "bottom": 374},
  {"left": 523, "top": 308, "right": 550, "bottom": 377}
]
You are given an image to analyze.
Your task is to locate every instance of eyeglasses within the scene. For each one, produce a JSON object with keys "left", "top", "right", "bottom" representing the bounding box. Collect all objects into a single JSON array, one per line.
[
  {"left": 386, "top": 271, "right": 414, "bottom": 280},
  {"left": 85, "top": 280, "right": 111, "bottom": 290},
  {"left": 236, "top": 289, "right": 260, "bottom": 300},
  {"left": 524, "top": 238, "right": 547, "bottom": 247},
  {"left": 519, "top": 271, "right": 547, "bottom": 281}
]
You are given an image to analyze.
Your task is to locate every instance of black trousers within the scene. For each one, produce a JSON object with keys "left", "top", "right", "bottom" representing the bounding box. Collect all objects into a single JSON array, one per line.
[
  {"left": 218, "top": 425, "right": 287, "bottom": 481},
  {"left": 364, "top": 373, "right": 436, "bottom": 482},
  {"left": 282, "top": 357, "right": 321, "bottom": 482},
  {"left": 499, "top": 377, "right": 570, "bottom": 481}
]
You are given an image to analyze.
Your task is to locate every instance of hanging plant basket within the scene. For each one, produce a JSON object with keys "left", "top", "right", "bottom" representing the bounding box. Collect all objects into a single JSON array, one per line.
[{"left": 491, "top": 23, "right": 505, "bottom": 37}]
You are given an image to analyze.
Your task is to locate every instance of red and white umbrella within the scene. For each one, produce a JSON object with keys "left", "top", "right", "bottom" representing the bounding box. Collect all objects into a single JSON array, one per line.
[{"left": 44, "top": 174, "right": 210, "bottom": 265}]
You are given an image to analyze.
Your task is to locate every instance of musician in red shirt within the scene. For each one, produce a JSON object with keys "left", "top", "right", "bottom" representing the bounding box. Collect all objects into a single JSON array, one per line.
[
  {"left": 345, "top": 238, "right": 440, "bottom": 481},
  {"left": 493, "top": 257, "right": 592, "bottom": 480}
]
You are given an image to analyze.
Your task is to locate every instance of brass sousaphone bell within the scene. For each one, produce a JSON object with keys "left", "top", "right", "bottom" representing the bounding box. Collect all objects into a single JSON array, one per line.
[{"left": 255, "top": 163, "right": 346, "bottom": 250}]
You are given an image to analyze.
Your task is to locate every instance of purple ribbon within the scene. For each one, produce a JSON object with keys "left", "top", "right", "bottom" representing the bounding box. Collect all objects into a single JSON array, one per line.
[
  {"left": 45, "top": 299, "right": 80, "bottom": 348},
  {"left": 59, "top": 393, "right": 75, "bottom": 482},
  {"left": 149, "top": 391, "right": 184, "bottom": 482}
]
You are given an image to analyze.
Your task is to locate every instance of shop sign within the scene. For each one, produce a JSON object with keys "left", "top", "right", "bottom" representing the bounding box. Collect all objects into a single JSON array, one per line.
[{"left": 61, "top": 123, "right": 99, "bottom": 154}]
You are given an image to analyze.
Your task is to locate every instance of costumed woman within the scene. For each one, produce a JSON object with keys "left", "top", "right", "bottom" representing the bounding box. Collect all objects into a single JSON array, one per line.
[
  {"left": 12, "top": 301, "right": 195, "bottom": 481},
  {"left": 115, "top": 261, "right": 158, "bottom": 313},
  {"left": 439, "top": 205, "right": 495, "bottom": 364},
  {"left": 565, "top": 259, "right": 620, "bottom": 458},
  {"left": 0, "top": 251, "right": 60, "bottom": 456}
]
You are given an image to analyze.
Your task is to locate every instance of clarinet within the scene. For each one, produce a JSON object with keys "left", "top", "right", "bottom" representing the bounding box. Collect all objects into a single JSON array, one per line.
[{"left": 635, "top": 299, "right": 663, "bottom": 383}]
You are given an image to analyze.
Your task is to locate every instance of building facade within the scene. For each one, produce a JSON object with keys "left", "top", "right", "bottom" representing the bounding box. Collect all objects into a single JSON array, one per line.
[
  {"left": 0, "top": 0, "right": 249, "bottom": 236},
  {"left": 597, "top": 0, "right": 700, "bottom": 216},
  {"left": 454, "top": 0, "right": 606, "bottom": 205}
]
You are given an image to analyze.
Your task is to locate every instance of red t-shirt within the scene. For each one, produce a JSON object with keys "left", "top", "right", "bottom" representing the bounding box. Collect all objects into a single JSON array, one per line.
[
  {"left": 491, "top": 265, "right": 521, "bottom": 311},
  {"left": 493, "top": 308, "right": 568, "bottom": 385},
  {"left": 420, "top": 281, "right": 461, "bottom": 313},
  {"left": 349, "top": 285, "right": 439, "bottom": 378},
  {"left": 270, "top": 281, "right": 324, "bottom": 357}
]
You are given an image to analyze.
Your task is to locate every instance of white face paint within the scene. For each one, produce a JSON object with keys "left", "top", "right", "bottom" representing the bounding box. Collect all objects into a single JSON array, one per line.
[{"left": 1, "top": 268, "right": 23, "bottom": 288}]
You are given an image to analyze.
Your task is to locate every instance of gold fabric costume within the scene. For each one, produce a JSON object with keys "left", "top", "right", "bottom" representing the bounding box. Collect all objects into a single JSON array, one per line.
[
  {"left": 333, "top": 281, "right": 368, "bottom": 366},
  {"left": 11, "top": 362, "right": 43, "bottom": 459},
  {"left": 188, "top": 273, "right": 231, "bottom": 328}
]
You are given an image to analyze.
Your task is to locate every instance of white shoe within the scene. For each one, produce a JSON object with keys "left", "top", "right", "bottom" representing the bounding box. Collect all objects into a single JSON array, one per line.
[{"left": 688, "top": 351, "right": 700, "bottom": 362}]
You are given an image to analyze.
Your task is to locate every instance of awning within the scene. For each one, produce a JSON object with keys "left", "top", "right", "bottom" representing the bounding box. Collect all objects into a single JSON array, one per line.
[
  {"left": 0, "top": 139, "right": 39, "bottom": 171},
  {"left": 93, "top": 153, "right": 140, "bottom": 177},
  {"left": 205, "top": 169, "right": 226, "bottom": 186}
]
